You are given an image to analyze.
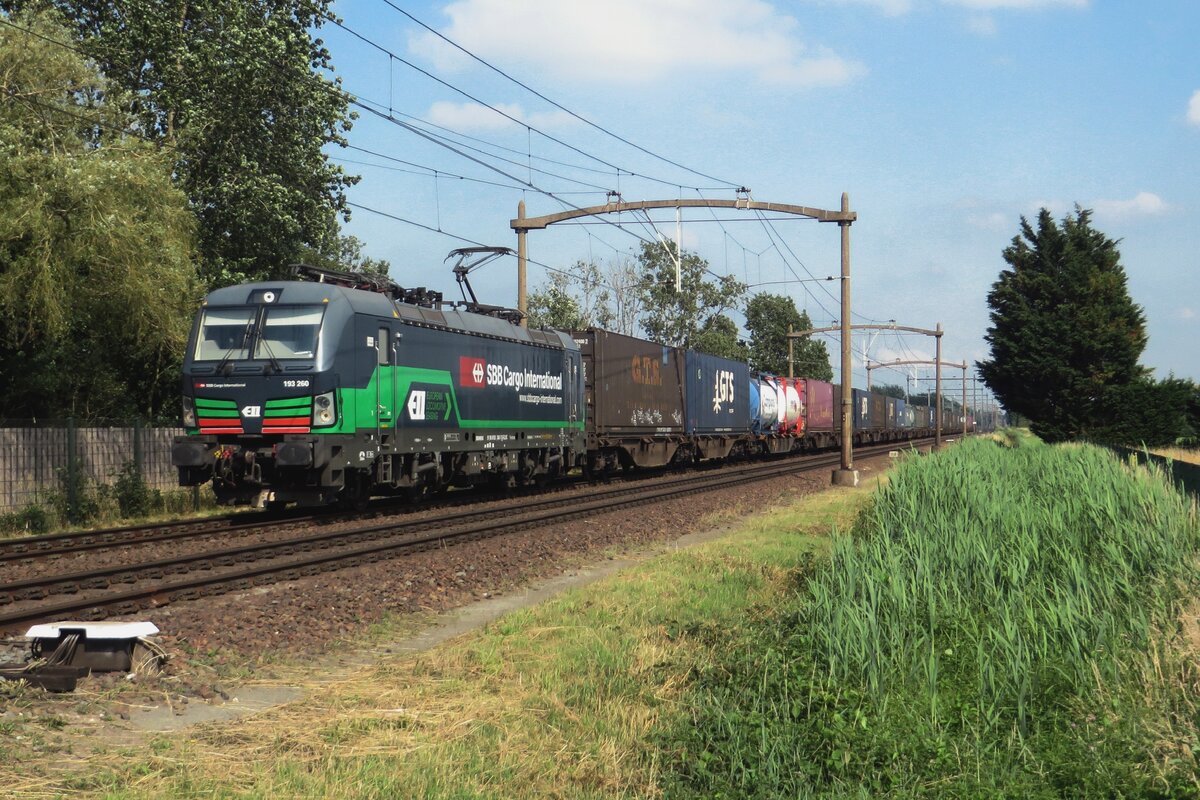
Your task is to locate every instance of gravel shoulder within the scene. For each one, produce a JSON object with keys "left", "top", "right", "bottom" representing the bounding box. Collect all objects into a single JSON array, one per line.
[{"left": 0, "top": 452, "right": 902, "bottom": 769}]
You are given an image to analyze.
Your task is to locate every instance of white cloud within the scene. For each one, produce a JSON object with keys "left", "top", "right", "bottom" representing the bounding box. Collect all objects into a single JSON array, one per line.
[
  {"left": 1188, "top": 90, "right": 1200, "bottom": 127},
  {"left": 1180, "top": 308, "right": 1196, "bottom": 321},
  {"left": 816, "top": 0, "right": 913, "bottom": 15},
  {"left": 410, "top": 0, "right": 865, "bottom": 89},
  {"left": 812, "top": 0, "right": 1085, "bottom": 12},
  {"left": 424, "top": 101, "right": 577, "bottom": 132},
  {"left": 1091, "top": 191, "right": 1168, "bottom": 220},
  {"left": 1023, "top": 194, "right": 1167, "bottom": 222},
  {"left": 941, "top": 0, "right": 1087, "bottom": 8}
]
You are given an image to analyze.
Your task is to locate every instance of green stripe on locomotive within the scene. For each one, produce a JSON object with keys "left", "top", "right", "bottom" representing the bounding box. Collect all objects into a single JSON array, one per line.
[{"left": 319, "top": 365, "right": 585, "bottom": 434}]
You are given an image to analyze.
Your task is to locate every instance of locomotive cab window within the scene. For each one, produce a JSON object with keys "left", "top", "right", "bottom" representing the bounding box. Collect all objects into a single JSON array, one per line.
[
  {"left": 255, "top": 306, "right": 325, "bottom": 360},
  {"left": 194, "top": 307, "right": 255, "bottom": 361}
]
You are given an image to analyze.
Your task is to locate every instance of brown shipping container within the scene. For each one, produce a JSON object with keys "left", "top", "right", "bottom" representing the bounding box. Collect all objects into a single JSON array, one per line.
[
  {"left": 572, "top": 329, "right": 686, "bottom": 435},
  {"left": 804, "top": 379, "right": 835, "bottom": 431}
]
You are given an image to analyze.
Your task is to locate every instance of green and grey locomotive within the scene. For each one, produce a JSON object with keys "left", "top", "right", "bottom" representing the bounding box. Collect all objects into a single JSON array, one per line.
[{"left": 171, "top": 266, "right": 585, "bottom": 508}]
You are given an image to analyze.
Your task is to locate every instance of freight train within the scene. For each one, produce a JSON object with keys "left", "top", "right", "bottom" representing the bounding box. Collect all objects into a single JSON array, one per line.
[{"left": 170, "top": 265, "right": 962, "bottom": 508}]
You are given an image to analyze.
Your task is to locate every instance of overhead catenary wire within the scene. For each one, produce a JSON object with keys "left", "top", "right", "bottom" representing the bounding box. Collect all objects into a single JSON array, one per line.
[
  {"left": 351, "top": 97, "right": 619, "bottom": 192},
  {"left": 373, "top": 0, "right": 743, "bottom": 189},
  {"left": 349, "top": 200, "right": 672, "bottom": 297},
  {"left": 3, "top": 13, "right": 896, "bottom": 334},
  {"left": 343, "top": 143, "right": 610, "bottom": 195},
  {"left": 312, "top": 4, "right": 743, "bottom": 193},
  {"left": 353, "top": 100, "right": 659, "bottom": 249},
  {"left": 335, "top": 156, "right": 606, "bottom": 196},
  {"left": 0, "top": 15, "right": 662, "bottom": 257}
]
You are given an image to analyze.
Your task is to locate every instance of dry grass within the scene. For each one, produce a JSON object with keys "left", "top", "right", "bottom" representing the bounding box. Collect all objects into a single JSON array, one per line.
[
  {"left": 1152, "top": 447, "right": 1200, "bottom": 466},
  {"left": 1, "top": 479, "right": 877, "bottom": 798}
]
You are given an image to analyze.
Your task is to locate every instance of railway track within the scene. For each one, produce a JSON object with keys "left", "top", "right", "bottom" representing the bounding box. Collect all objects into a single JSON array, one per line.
[
  {"left": 0, "top": 480, "right": 587, "bottom": 567},
  {"left": 0, "top": 441, "right": 928, "bottom": 633}
]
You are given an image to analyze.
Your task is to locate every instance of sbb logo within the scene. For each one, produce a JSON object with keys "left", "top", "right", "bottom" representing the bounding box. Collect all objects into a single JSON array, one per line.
[{"left": 460, "top": 357, "right": 487, "bottom": 388}]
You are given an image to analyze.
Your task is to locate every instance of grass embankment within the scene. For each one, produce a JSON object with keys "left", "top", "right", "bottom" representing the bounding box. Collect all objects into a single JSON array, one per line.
[
  {"left": 15, "top": 439, "right": 1200, "bottom": 797},
  {"left": 666, "top": 436, "right": 1200, "bottom": 797}
]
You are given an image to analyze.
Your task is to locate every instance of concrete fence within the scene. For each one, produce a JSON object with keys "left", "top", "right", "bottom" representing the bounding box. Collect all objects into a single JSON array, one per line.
[{"left": 0, "top": 421, "right": 183, "bottom": 513}]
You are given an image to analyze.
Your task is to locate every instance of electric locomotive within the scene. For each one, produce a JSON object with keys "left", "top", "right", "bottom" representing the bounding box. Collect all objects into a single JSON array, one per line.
[{"left": 171, "top": 261, "right": 585, "bottom": 508}]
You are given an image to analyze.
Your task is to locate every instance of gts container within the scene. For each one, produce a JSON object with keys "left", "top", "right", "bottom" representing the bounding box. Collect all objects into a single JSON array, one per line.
[
  {"left": 572, "top": 329, "right": 686, "bottom": 469},
  {"left": 684, "top": 351, "right": 751, "bottom": 434}
]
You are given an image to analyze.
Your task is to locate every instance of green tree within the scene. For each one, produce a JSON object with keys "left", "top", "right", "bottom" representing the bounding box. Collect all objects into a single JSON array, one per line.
[
  {"left": 11, "top": 0, "right": 358, "bottom": 287},
  {"left": 526, "top": 261, "right": 610, "bottom": 330},
  {"left": 744, "top": 293, "right": 832, "bottom": 380},
  {"left": 0, "top": 8, "right": 199, "bottom": 420},
  {"left": 527, "top": 276, "right": 584, "bottom": 330},
  {"left": 690, "top": 314, "right": 748, "bottom": 361},
  {"left": 977, "top": 208, "right": 1148, "bottom": 443},
  {"left": 637, "top": 241, "right": 745, "bottom": 348},
  {"left": 1092, "top": 377, "right": 1194, "bottom": 446},
  {"left": 298, "top": 234, "right": 391, "bottom": 281},
  {"left": 873, "top": 383, "right": 906, "bottom": 400}
]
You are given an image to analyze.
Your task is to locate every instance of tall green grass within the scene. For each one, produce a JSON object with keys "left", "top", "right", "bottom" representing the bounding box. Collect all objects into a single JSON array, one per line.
[{"left": 661, "top": 439, "right": 1200, "bottom": 797}]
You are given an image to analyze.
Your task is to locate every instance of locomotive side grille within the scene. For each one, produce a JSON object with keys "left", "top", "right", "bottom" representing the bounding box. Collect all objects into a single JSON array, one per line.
[
  {"left": 194, "top": 397, "right": 243, "bottom": 434},
  {"left": 263, "top": 396, "right": 313, "bottom": 434}
]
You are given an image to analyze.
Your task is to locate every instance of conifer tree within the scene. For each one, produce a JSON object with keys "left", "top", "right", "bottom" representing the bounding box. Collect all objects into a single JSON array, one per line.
[{"left": 978, "top": 208, "right": 1147, "bottom": 442}]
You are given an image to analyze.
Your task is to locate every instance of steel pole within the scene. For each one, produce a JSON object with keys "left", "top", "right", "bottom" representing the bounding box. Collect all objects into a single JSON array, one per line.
[
  {"left": 834, "top": 192, "right": 857, "bottom": 486},
  {"left": 517, "top": 199, "right": 528, "bottom": 328},
  {"left": 961, "top": 362, "right": 968, "bottom": 437},
  {"left": 934, "top": 323, "right": 943, "bottom": 449},
  {"left": 788, "top": 324, "right": 794, "bottom": 379},
  {"left": 972, "top": 374, "right": 978, "bottom": 432}
]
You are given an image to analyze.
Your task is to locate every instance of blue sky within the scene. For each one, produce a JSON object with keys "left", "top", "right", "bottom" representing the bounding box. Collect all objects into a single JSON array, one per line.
[{"left": 323, "top": 0, "right": 1200, "bottom": 391}]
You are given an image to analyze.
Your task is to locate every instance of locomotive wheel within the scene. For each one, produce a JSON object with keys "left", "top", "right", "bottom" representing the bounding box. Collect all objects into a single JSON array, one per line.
[{"left": 338, "top": 471, "right": 371, "bottom": 512}]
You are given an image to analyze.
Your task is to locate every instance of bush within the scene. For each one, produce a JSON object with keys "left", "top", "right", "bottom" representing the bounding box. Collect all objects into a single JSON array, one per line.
[
  {"left": 49, "top": 464, "right": 101, "bottom": 525},
  {"left": 0, "top": 503, "right": 51, "bottom": 535},
  {"left": 114, "top": 461, "right": 158, "bottom": 518}
]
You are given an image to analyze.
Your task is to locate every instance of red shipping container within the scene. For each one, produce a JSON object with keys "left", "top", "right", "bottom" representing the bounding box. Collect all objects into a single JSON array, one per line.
[{"left": 804, "top": 379, "right": 835, "bottom": 431}]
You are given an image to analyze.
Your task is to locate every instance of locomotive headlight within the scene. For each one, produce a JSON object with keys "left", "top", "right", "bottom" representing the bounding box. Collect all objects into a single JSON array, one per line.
[
  {"left": 312, "top": 391, "right": 337, "bottom": 427},
  {"left": 182, "top": 395, "right": 196, "bottom": 428}
]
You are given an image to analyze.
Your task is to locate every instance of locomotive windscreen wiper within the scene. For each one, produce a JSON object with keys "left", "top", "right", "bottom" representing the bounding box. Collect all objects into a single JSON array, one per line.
[
  {"left": 215, "top": 318, "right": 255, "bottom": 376},
  {"left": 256, "top": 335, "right": 283, "bottom": 375}
]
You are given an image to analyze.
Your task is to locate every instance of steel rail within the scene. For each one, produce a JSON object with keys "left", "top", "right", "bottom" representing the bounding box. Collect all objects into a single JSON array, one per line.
[
  {"left": 0, "top": 441, "right": 931, "bottom": 632},
  {"left": 0, "top": 449, "right": 862, "bottom": 603},
  {"left": 0, "top": 479, "right": 579, "bottom": 564}
]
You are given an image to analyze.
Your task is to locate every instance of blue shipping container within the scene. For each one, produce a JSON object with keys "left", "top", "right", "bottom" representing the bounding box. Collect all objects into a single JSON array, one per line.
[
  {"left": 852, "top": 388, "right": 871, "bottom": 430},
  {"left": 685, "top": 351, "right": 752, "bottom": 434}
]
